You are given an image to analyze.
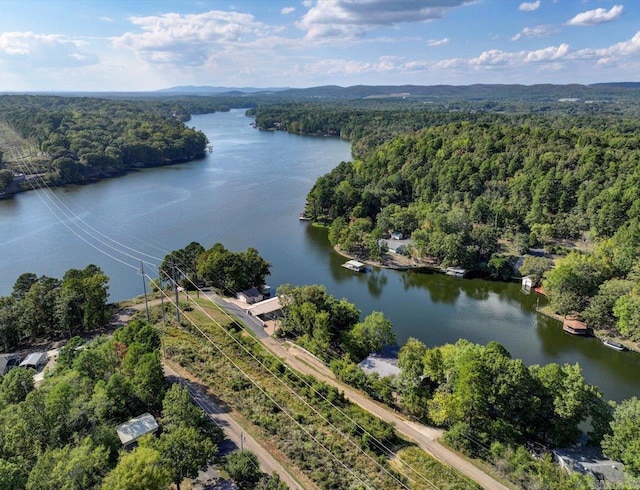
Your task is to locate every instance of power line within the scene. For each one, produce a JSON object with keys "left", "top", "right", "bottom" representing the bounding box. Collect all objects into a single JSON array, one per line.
[
  {"left": 10, "top": 145, "right": 454, "bottom": 488},
  {"left": 153, "top": 284, "right": 376, "bottom": 490},
  {"left": 169, "top": 268, "right": 443, "bottom": 490}
]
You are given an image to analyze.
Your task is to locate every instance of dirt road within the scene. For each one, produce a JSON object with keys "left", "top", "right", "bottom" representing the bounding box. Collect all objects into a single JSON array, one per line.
[
  {"left": 118, "top": 296, "right": 507, "bottom": 489},
  {"left": 263, "top": 339, "right": 510, "bottom": 490},
  {"left": 163, "top": 362, "right": 309, "bottom": 490}
]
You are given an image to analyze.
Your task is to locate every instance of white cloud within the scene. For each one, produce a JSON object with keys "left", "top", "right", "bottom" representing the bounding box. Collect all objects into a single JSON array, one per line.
[
  {"left": 436, "top": 30, "right": 640, "bottom": 75},
  {"left": 281, "top": 7, "right": 296, "bottom": 15},
  {"left": 99, "top": 16, "right": 113, "bottom": 23},
  {"left": 297, "top": 0, "right": 474, "bottom": 40},
  {"left": 566, "top": 5, "right": 623, "bottom": 26},
  {"left": 448, "top": 43, "right": 571, "bottom": 70},
  {"left": 511, "top": 25, "right": 556, "bottom": 41},
  {"left": 518, "top": 1, "right": 540, "bottom": 12},
  {"left": 0, "top": 31, "right": 98, "bottom": 67},
  {"left": 427, "top": 37, "right": 449, "bottom": 47},
  {"left": 112, "top": 10, "right": 274, "bottom": 66},
  {"left": 570, "top": 31, "right": 640, "bottom": 62}
]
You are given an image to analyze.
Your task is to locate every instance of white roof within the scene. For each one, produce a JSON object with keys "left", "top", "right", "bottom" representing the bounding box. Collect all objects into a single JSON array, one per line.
[
  {"left": 19, "top": 352, "right": 47, "bottom": 367},
  {"left": 345, "top": 260, "right": 364, "bottom": 268},
  {"left": 116, "top": 413, "right": 159, "bottom": 445},
  {"left": 358, "top": 354, "right": 401, "bottom": 378},
  {"left": 248, "top": 296, "right": 282, "bottom": 317}
]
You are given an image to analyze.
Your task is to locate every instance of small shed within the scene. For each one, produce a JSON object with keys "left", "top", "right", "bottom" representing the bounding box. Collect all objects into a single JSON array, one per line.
[
  {"left": 391, "top": 231, "right": 404, "bottom": 240},
  {"left": 237, "top": 287, "right": 264, "bottom": 304},
  {"left": 19, "top": 352, "right": 48, "bottom": 370},
  {"left": 0, "top": 354, "right": 21, "bottom": 375},
  {"left": 116, "top": 413, "right": 159, "bottom": 449}
]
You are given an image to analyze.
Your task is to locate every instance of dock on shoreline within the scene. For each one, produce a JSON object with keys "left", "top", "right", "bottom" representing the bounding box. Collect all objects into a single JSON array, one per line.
[{"left": 536, "top": 305, "right": 640, "bottom": 354}]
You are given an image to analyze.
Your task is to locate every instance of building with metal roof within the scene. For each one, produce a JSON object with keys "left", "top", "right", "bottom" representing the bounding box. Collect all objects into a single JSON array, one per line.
[
  {"left": 0, "top": 353, "right": 21, "bottom": 375},
  {"left": 19, "top": 352, "right": 47, "bottom": 371},
  {"left": 116, "top": 413, "right": 159, "bottom": 449},
  {"left": 247, "top": 296, "right": 282, "bottom": 325}
]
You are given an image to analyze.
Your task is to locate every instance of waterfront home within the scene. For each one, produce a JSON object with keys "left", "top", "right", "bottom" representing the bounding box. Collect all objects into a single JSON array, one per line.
[
  {"left": 237, "top": 287, "right": 264, "bottom": 304},
  {"left": 358, "top": 352, "right": 401, "bottom": 378},
  {"left": 247, "top": 296, "right": 283, "bottom": 325},
  {"left": 378, "top": 238, "right": 411, "bottom": 254}
]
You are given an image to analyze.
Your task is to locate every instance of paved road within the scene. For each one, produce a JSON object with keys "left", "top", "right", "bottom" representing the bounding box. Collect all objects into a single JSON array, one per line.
[{"left": 163, "top": 362, "right": 307, "bottom": 490}]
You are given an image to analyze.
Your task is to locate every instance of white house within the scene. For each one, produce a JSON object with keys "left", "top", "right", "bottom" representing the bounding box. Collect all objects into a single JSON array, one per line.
[
  {"left": 378, "top": 238, "right": 411, "bottom": 254},
  {"left": 237, "top": 287, "right": 264, "bottom": 304}
]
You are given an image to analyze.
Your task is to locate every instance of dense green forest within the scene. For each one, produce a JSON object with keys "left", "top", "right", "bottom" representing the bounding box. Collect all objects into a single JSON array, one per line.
[
  {"left": 0, "top": 318, "right": 225, "bottom": 489},
  {"left": 0, "top": 95, "right": 212, "bottom": 188},
  {"left": 274, "top": 283, "right": 637, "bottom": 487}
]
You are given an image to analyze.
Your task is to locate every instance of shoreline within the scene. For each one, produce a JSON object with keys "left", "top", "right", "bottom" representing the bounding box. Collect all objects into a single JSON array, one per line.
[
  {"left": 2, "top": 155, "right": 207, "bottom": 200},
  {"left": 536, "top": 305, "right": 640, "bottom": 355},
  {"left": 335, "top": 243, "right": 640, "bottom": 356},
  {"left": 333, "top": 245, "right": 443, "bottom": 272}
]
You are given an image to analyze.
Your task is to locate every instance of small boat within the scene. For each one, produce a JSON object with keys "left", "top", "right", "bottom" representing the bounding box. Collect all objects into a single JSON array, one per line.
[
  {"left": 602, "top": 339, "right": 626, "bottom": 351},
  {"left": 298, "top": 213, "right": 312, "bottom": 221}
]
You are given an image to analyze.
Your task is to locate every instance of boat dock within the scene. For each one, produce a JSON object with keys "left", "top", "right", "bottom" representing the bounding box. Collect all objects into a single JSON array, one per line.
[
  {"left": 342, "top": 260, "right": 367, "bottom": 272},
  {"left": 445, "top": 267, "right": 467, "bottom": 278}
]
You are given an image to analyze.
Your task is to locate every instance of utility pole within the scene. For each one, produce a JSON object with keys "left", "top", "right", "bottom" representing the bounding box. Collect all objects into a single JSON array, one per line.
[
  {"left": 159, "top": 271, "right": 166, "bottom": 324},
  {"left": 172, "top": 257, "right": 180, "bottom": 322},
  {"left": 140, "top": 260, "right": 150, "bottom": 322}
]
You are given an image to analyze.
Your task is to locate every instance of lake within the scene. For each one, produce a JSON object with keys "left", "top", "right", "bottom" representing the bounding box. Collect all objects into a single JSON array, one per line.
[{"left": 1, "top": 109, "right": 638, "bottom": 401}]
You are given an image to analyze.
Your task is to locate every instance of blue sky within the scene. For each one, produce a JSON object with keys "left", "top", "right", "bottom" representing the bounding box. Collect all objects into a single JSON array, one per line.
[{"left": 0, "top": 0, "right": 638, "bottom": 91}]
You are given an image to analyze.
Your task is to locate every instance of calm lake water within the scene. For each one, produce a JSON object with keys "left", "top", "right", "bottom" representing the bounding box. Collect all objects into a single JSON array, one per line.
[{"left": 1, "top": 109, "right": 638, "bottom": 401}]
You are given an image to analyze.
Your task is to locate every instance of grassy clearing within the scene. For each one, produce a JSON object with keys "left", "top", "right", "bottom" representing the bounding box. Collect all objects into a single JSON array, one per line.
[{"left": 159, "top": 299, "right": 481, "bottom": 490}]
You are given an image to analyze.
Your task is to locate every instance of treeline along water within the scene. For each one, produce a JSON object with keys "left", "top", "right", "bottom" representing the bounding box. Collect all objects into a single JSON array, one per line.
[{"left": 0, "top": 109, "right": 638, "bottom": 401}]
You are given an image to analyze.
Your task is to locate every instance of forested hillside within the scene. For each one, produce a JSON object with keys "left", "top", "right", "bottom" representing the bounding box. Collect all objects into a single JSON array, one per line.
[
  {"left": 259, "top": 102, "right": 640, "bottom": 341},
  {"left": 0, "top": 95, "right": 210, "bottom": 187}
]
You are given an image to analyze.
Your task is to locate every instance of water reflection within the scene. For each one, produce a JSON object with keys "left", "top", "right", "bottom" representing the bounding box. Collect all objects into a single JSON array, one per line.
[
  {"left": 402, "top": 271, "right": 460, "bottom": 304},
  {"left": 365, "top": 268, "right": 387, "bottom": 298}
]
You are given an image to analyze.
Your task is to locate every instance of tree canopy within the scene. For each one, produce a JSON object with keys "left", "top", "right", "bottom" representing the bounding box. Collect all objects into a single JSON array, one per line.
[{"left": 0, "top": 265, "right": 109, "bottom": 350}]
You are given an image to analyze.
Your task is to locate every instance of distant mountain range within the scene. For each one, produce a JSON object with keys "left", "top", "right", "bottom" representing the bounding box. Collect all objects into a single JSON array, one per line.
[
  {"left": 3, "top": 83, "right": 637, "bottom": 101},
  {"left": 157, "top": 82, "right": 640, "bottom": 101},
  {"left": 155, "top": 85, "right": 288, "bottom": 95}
]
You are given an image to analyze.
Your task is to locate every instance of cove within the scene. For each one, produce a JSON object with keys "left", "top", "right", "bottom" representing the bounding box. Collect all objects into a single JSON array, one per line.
[{"left": 0, "top": 109, "right": 638, "bottom": 402}]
